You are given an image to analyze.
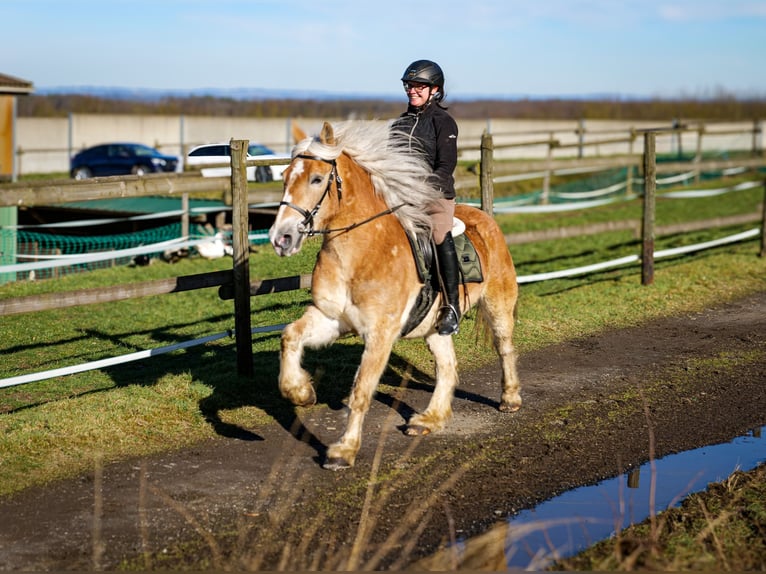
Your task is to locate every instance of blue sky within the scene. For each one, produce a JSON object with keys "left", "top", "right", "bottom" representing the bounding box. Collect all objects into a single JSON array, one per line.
[{"left": 2, "top": 0, "right": 765, "bottom": 99}]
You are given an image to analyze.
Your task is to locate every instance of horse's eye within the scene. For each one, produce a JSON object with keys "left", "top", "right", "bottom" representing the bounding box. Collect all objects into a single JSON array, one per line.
[{"left": 310, "top": 175, "right": 324, "bottom": 186}]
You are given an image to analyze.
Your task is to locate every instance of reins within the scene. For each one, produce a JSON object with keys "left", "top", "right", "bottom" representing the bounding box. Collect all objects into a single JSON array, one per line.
[{"left": 279, "top": 153, "right": 404, "bottom": 237}]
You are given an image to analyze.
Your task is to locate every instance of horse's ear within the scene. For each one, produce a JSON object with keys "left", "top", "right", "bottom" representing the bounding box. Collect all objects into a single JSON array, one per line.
[
  {"left": 291, "top": 122, "right": 307, "bottom": 144},
  {"left": 319, "top": 121, "right": 336, "bottom": 145}
]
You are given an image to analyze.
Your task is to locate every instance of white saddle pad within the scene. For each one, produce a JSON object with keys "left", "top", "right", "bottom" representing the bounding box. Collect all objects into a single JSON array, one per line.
[{"left": 452, "top": 217, "right": 466, "bottom": 237}]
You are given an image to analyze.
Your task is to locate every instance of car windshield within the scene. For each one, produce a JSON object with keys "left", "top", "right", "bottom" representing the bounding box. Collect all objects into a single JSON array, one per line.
[
  {"left": 248, "top": 144, "right": 275, "bottom": 156},
  {"left": 131, "top": 144, "right": 160, "bottom": 157}
]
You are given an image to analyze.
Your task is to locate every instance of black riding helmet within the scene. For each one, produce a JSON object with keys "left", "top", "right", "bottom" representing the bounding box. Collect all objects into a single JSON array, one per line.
[{"left": 401, "top": 59, "right": 445, "bottom": 103}]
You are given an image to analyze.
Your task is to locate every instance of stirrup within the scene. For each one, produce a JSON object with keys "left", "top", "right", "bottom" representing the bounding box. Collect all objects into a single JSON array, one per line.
[{"left": 437, "top": 305, "right": 460, "bottom": 336}]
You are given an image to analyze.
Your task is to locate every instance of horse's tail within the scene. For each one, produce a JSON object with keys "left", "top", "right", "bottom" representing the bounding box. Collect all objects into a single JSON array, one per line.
[
  {"left": 471, "top": 277, "right": 520, "bottom": 349},
  {"left": 472, "top": 304, "right": 494, "bottom": 350}
]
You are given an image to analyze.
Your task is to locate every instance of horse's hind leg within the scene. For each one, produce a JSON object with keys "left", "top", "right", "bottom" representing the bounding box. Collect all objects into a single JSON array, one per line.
[
  {"left": 480, "top": 283, "right": 522, "bottom": 412},
  {"left": 279, "top": 305, "right": 342, "bottom": 407},
  {"left": 405, "top": 332, "right": 458, "bottom": 435}
]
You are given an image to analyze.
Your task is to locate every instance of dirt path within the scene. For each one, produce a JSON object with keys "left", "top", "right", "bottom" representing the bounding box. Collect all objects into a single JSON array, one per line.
[{"left": 1, "top": 292, "right": 764, "bottom": 571}]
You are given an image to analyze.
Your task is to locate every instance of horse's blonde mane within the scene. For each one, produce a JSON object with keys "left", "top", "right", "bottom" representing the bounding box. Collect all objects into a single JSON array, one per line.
[{"left": 292, "top": 120, "right": 444, "bottom": 240}]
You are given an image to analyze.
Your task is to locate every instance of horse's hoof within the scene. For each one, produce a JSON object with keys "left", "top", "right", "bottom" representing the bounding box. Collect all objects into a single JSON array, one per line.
[
  {"left": 404, "top": 424, "right": 432, "bottom": 436},
  {"left": 323, "top": 457, "right": 352, "bottom": 471},
  {"left": 499, "top": 401, "right": 521, "bottom": 413},
  {"left": 296, "top": 394, "right": 317, "bottom": 408},
  {"left": 283, "top": 384, "right": 316, "bottom": 407}
]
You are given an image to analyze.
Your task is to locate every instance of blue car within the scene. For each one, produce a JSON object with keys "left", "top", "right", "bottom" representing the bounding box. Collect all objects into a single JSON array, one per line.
[{"left": 70, "top": 142, "right": 179, "bottom": 179}]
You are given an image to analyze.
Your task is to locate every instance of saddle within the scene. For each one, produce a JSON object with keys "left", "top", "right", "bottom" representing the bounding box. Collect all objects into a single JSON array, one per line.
[{"left": 401, "top": 218, "right": 484, "bottom": 337}]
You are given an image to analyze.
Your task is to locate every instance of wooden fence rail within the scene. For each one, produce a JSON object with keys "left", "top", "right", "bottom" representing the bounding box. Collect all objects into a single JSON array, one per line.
[{"left": 0, "top": 270, "right": 233, "bottom": 316}]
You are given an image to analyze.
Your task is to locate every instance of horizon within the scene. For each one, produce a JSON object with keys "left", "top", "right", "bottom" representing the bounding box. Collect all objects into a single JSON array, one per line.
[{"left": 30, "top": 84, "right": 765, "bottom": 103}]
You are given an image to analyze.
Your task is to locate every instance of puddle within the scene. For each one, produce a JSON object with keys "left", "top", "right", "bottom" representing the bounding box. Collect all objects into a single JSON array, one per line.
[{"left": 432, "top": 425, "right": 765, "bottom": 570}]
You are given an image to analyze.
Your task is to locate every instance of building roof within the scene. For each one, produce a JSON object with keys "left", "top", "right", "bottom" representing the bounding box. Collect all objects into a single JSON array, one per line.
[
  {"left": 54, "top": 196, "right": 227, "bottom": 215},
  {"left": 0, "top": 72, "right": 34, "bottom": 96}
]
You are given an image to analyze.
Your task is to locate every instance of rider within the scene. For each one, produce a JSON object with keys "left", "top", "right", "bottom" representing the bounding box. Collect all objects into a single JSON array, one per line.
[{"left": 391, "top": 59, "right": 461, "bottom": 336}]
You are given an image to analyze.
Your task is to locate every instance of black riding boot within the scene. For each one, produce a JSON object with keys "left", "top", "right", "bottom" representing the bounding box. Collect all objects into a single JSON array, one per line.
[{"left": 435, "top": 232, "right": 461, "bottom": 336}]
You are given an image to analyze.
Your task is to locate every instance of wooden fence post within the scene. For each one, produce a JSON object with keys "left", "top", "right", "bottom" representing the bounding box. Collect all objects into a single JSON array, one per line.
[
  {"left": 480, "top": 130, "right": 494, "bottom": 216},
  {"left": 628, "top": 127, "right": 636, "bottom": 156},
  {"left": 760, "top": 178, "right": 766, "bottom": 258},
  {"left": 230, "top": 139, "right": 253, "bottom": 377},
  {"left": 673, "top": 118, "right": 683, "bottom": 158},
  {"left": 694, "top": 125, "right": 704, "bottom": 184},
  {"left": 542, "top": 132, "right": 554, "bottom": 204},
  {"left": 181, "top": 193, "right": 189, "bottom": 239},
  {"left": 642, "top": 132, "right": 657, "bottom": 286}
]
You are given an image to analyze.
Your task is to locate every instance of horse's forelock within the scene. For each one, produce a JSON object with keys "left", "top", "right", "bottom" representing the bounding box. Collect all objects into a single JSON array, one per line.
[
  {"left": 292, "top": 135, "right": 341, "bottom": 161},
  {"left": 290, "top": 137, "right": 312, "bottom": 158}
]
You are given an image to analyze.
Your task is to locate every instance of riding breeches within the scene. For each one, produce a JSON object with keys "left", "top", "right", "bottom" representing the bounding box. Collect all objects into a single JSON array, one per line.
[{"left": 429, "top": 197, "right": 456, "bottom": 244}]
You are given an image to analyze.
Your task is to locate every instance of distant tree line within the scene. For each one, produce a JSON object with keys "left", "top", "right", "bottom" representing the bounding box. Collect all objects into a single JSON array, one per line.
[{"left": 18, "top": 93, "right": 766, "bottom": 121}]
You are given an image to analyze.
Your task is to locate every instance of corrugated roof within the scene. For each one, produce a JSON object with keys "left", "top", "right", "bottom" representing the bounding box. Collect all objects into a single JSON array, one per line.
[
  {"left": 0, "top": 72, "right": 34, "bottom": 95},
  {"left": 54, "top": 196, "right": 227, "bottom": 214}
]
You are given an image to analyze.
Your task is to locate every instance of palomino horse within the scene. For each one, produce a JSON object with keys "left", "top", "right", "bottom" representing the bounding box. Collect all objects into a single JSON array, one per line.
[{"left": 269, "top": 121, "right": 520, "bottom": 470}]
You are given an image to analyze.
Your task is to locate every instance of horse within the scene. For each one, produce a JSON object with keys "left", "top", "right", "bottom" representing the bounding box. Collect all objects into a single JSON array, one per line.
[{"left": 268, "top": 120, "right": 521, "bottom": 470}]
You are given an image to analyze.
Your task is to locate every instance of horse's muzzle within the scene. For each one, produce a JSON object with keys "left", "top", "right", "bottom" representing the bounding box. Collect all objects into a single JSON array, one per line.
[{"left": 269, "top": 222, "right": 305, "bottom": 257}]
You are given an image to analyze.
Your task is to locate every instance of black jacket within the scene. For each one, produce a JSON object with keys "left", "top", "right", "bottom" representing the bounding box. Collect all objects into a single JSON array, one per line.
[{"left": 392, "top": 103, "right": 458, "bottom": 199}]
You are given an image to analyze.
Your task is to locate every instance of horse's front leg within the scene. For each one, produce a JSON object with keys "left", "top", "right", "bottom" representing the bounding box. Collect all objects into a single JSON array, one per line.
[
  {"left": 324, "top": 329, "right": 398, "bottom": 471},
  {"left": 406, "top": 332, "right": 459, "bottom": 435},
  {"left": 279, "top": 305, "right": 343, "bottom": 407}
]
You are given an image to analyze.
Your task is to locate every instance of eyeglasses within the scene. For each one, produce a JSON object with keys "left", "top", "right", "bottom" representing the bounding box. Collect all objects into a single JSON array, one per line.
[{"left": 403, "top": 82, "right": 430, "bottom": 93}]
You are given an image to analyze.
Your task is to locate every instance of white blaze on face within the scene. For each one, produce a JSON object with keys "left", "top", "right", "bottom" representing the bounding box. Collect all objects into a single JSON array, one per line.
[
  {"left": 275, "top": 158, "right": 306, "bottom": 219},
  {"left": 288, "top": 158, "right": 306, "bottom": 186}
]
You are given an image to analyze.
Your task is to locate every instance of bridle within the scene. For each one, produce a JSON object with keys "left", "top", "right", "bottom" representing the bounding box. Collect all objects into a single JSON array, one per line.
[
  {"left": 279, "top": 153, "right": 403, "bottom": 236},
  {"left": 278, "top": 154, "right": 342, "bottom": 236}
]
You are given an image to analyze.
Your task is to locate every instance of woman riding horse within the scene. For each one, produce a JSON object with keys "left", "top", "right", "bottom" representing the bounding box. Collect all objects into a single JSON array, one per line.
[{"left": 391, "top": 59, "right": 462, "bottom": 336}]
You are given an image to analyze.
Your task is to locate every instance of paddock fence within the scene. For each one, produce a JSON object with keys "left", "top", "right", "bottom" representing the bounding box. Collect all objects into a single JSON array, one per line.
[{"left": 1, "top": 126, "right": 765, "bottom": 389}]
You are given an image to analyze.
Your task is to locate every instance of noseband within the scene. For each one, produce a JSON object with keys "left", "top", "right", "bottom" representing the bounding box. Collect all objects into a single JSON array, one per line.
[{"left": 279, "top": 154, "right": 343, "bottom": 236}]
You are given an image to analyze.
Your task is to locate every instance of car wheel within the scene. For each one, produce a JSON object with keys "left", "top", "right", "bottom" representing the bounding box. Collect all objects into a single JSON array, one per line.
[
  {"left": 73, "top": 167, "right": 92, "bottom": 180},
  {"left": 255, "top": 166, "right": 273, "bottom": 183},
  {"left": 132, "top": 165, "right": 150, "bottom": 176}
]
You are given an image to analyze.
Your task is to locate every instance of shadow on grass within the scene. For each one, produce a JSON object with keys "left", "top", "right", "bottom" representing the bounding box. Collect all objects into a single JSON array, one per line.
[
  {"left": 106, "top": 323, "right": 503, "bottom": 467},
  {"left": 76, "top": 325, "right": 431, "bottom": 466}
]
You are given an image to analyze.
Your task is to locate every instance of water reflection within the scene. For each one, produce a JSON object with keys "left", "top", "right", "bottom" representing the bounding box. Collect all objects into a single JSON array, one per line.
[{"left": 418, "top": 425, "right": 765, "bottom": 571}]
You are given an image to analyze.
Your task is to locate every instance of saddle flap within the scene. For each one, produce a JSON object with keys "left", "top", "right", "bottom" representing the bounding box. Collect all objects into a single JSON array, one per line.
[
  {"left": 406, "top": 218, "right": 483, "bottom": 286},
  {"left": 453, "top": 232, "right": 483, "bottom": 283}
]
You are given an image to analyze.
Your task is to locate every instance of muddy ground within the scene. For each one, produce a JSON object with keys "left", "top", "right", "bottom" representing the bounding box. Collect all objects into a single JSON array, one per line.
[{"left": 0, "top": 292, "right": 764, "bottom": 571}]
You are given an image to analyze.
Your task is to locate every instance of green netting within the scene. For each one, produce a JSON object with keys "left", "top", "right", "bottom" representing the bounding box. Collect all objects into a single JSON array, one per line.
[
  {"left": 23, "top": 224, "right": 187, "bottom": 252},
  {"left": 461, "top": 162, "right": 765, "bottom": 207},
  {"left": 549, "top": 167, "right": 633, "bottom": 203},
  {"left": 5, "top": 222, "right": 206, "bottom": 281},
  {"left": 1, "top": 222, "right": 274, "bottom": 283}
]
